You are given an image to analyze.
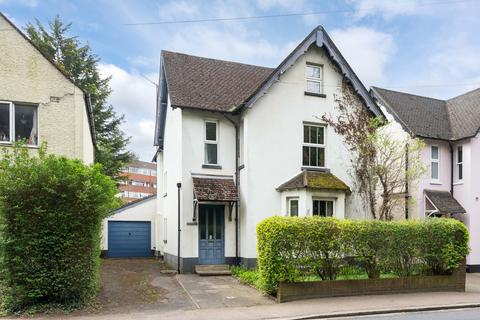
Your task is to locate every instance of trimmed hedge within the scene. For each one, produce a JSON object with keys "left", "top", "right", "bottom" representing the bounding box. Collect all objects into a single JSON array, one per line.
[
  {"left": 0, "top": 144, "right": 119, "bottom": 311},
  {"left": 257, "top": 216, "right": 469, "bottom": 294}
]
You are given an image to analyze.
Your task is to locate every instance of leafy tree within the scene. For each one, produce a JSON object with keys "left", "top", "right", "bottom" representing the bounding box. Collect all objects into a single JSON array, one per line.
[
  {"left": 25, "top": 16, "right": 135, "bottom": 178},
  {"left": 322, "top": 82, "right": 426, "bottom": 220}
]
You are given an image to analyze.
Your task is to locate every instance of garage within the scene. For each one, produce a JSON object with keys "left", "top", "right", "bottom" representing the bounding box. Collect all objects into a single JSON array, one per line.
[{"left": 108, "top": 221, "right": 152, "bottom": 257}]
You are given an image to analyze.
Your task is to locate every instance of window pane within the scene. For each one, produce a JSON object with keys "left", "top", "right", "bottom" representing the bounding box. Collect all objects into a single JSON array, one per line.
[
  {"left": 306, "top": 65, "right": 321, "bottom": 78},
  {"left": 206, "top": 122, "right": 216, "bottom": 141},
  {"left": 306, "top": 80, "right": 321, "bottom": 93},
  {"left": 326, "top": 201, "right": 333, "bottom": 217},
  {"left": 431, "top": 162, "right": 439, "bottom": 180},
  {"left": 289, "top": 199, "right": 298, "bottom": 217},
  {"left": 15, "top": 105, "right": 37, "bottom": 145},
  {"left": 302, "top": 146, "right": 309, "bottom": 166},
  {"left": 458, "top": 146, "right": 463, "bottom": 163},
  {"left": 205, "top": 143, "right": 217, "bottom": 164},
  {"left": 319, "top": 201, "right": 326, "bottom": 217},
  {"left": 0, "top": 103, "right": 10, "bottom": 142},
  {"left": 215, "top": 208, "right": 222, "bottom": 239},
  {"left": 317, "top": 127, "right": 324, "bottom": 144},
  {"left": 310, "top": 126, "right": 317, "bottom": 144},
  {"left": 207, "top": 209, "right": 214, "bottom": 240},
  {"left": 458, "top": 163, "right": 463, "bottom": 180},
  {"left": 313, "top": 200, "right": 319, "bottom": 216},
  {"left": 318, "top": 148, "right": 325, "bottom": 167},
  {"left": 310, "top": 146, "right": 317, "bottom": 166},
  {"left": 304, "top": 125, "right": 309, "bottom": 143},
  {"left": 431, "top": 146, "right": 439, "bottom": 160}
]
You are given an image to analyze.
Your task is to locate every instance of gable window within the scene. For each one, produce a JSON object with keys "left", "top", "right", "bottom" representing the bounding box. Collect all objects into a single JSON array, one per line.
[
  {"left": 430, "top": 145, "right": 439, "bottom": 181},
  {"left": 456, "top": 146, "right": 463, "bottom": 181},
  {"left": 287, "top": 197, "right": 299, "bottom": 217},
  {"left": 303, "top": 124, "right": 325, "bottom": 168},
  {"left": 305, "top": 63, "right": 323, "bottom": 95},
  {"left": 204, "top": 121, "right": 218, "bottom": 165},
  {"left": 312, "top": 199, "right": 334, "bottom": 217},
  {"left": 0, "top": 102, "right": 38, "bottom": 145}
]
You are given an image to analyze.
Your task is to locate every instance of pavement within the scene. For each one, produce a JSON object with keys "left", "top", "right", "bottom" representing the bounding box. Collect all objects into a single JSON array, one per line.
[{"left": 4, "top": 260, "right": 480, "bottom": 320}]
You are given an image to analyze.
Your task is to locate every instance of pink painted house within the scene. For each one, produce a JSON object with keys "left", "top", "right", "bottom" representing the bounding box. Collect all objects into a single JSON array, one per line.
[{"left": 372, "top": 87, "right": 480, "bottom": 271}]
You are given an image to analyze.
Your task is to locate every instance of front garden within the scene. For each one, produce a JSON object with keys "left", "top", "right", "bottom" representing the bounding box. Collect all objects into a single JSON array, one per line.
[
  {"left": 0, "top": 144, "right": 119, "bottom": 313},
  {"left": 232, "top": 216, "right": 469, "bottom": 301}
]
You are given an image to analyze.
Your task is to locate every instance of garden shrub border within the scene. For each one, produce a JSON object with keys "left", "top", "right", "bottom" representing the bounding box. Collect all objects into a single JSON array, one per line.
[{"left": 257, "top": 217, "right": 469, "bottom": 296}]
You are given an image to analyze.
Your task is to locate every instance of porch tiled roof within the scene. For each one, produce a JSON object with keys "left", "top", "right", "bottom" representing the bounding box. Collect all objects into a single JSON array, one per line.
[
  {"left": 424, "top": 190, "right": 466, "bottom": 215},
  {"left": 277, "top": 170, "right": 351, "bottom": 193},
  {"left": 192, "top": 175, "right": 238, "bottom": 202}
]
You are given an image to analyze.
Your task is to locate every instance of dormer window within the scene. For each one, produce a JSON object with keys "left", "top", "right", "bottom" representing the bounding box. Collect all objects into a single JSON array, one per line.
[
  {"left": 204, "top": 120, "right": 218, "bottom": 165},
  {"left": 305, "top": 63, "right": 323, "bottom": 95}
]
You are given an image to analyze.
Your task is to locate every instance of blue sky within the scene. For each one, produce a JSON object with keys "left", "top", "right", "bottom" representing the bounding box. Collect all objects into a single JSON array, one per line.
[{"left": 1, "top": 0, "right": 480, "bottom": 160}]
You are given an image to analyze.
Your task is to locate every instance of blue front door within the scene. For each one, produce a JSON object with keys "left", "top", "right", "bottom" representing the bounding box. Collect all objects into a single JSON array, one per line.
[{"left": 198, "top": 205, "right": 225, "bottom": 264}]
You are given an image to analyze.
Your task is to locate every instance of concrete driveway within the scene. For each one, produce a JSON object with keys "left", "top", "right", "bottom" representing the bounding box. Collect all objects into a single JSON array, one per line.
[{"left": 76, "top": 258, "right": 272, "bottom": 316}]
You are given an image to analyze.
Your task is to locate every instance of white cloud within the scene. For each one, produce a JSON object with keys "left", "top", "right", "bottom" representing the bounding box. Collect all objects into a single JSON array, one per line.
[
  {"left": 330, "top": 27, "right": 395, "bottom": 85},
  {"left": 349, "top": 0, "right": 422, "bottom": 20},
  {"left": 256, "top": 0, "right": 305, "bottom": 10},
  {"left": 99, "top": 63, "right": 157, "bottom": 161}
]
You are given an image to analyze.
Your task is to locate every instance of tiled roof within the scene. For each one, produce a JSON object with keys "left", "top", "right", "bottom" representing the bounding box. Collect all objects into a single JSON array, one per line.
[
  {"left": 277, "top": 170, "right": 351, "bottom": 193},
  {"left": 424, "top": 190, "right": 466, "bottom": 215},
  {"left": 372, "top": 87, "right": 480, "bottom": 140},
  {"left": 192, "top": 175, "right": 238, "bottom": 202},
  {"left": 162, "top": 51, "right": 273, "bottom": 112},
  {"left": 128, "top": 160, "right": 157, "bottom": 170}
]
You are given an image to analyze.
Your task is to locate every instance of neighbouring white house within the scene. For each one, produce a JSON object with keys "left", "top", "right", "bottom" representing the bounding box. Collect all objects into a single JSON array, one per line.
[
  {"left": 0, "top": 13, "right": 95, "bottom": 163},
  {"left": 153, "top": 26, "right": 384, "bottom": 272},
  {"left": 372, "top": 87, "right": 480, "bottom": 272}
]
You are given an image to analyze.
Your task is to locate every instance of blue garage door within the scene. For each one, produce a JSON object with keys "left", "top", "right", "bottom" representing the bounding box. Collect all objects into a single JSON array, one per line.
[{"left": 108, "top": 221, "right": 151, "bottom": 257}]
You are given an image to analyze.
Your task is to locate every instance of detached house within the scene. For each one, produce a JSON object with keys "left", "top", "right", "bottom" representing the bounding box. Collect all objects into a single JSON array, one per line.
[
  {"left": 372, "top": 87, "right": 480, "bottom": 271},
  {"left": 153, "top": 26, "right": 383, "bottom": 272},
  {"left": 0, "top": 13, "right": 95, "bottom": 163}
]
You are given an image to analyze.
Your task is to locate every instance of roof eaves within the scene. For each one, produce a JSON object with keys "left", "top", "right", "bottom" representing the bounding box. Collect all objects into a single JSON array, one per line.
[{"left": 111, "top": 194, "right": 156, "bottom": 214}]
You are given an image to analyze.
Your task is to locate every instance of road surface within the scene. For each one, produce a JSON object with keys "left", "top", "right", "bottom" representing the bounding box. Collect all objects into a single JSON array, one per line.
[{"left": 323, "top": 308, "right": 480, "bottom": 320}]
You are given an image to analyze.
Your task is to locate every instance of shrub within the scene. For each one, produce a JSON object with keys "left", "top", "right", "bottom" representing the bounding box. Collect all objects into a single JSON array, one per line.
[
  {"left": 0, "top": 144, "right": 119, "bottom": 312},
  {"left": 256, "top": 216, "right": 469, "bottom": 294}
]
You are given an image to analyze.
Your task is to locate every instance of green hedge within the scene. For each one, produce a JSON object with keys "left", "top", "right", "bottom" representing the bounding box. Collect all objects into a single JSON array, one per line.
[
  {"left": 257, "top": 216, "right": 469, "bottom": 294},
  {"left": 0, "top": 144, "right": 119, "bottom": 311}
]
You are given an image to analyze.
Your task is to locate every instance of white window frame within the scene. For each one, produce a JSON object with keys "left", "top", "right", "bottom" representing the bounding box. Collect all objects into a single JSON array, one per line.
[
  {"left": 312, "top": 198, "right": 335, "bottom": 217},
  {"left": 456, "top": 145, "right": 463, "bottom": 182},
  {"left": 305, "top": 63, "right": 323, "bottom": 95},
  {"left": 204, "top": 120, "right": 219, "bottom": 165},
  {"left": 0, "top": 101, "right": 39, "bottom": 146},
  {"left": 287, "top": 197, "right": 299, "bottom": 217},
  {"left": 430, "top": 145, "right": 440, "bottom": 183},
  {"left": 302, "top": 123, "right": 326, "bottom": 169}
]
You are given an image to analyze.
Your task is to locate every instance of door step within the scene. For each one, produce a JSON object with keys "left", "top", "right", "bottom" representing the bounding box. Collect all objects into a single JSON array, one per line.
[{"left": 195, "top": 264, "right": 232, "bottom": 276}]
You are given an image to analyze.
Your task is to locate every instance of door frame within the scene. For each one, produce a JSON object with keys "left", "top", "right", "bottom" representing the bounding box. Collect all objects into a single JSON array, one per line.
[{"left": 198, "top": 203, "right": 226, "bottom": 265}]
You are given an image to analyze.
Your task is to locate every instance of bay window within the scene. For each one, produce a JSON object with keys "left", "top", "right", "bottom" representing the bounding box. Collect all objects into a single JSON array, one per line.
[
  {"left": 303, "top": 124, "right": 325, "bottom": 168},
  {"left": 312, "top": 199, "right": 334, "bottom": 217},
  {"left": 0, "top": 101, "right": 38, "bottom": 145}
]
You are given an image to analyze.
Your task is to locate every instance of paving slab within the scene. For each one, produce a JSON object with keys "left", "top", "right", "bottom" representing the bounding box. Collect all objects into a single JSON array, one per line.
[{"left": 176, "top": 274, "right": 275, "bottom": 309}]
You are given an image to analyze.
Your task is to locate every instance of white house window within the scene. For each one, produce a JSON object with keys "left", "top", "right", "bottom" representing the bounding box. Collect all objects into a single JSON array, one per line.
[
  {"left": 456, "top": 146, "right": 463, "bottom": 181},
  {"left": 287, "top": 197, "right": 299, "bottom": 217},
  {"left": 430, "top": 145, "right": 439, "bottom": 181},
  {"left": 0, "top": 102, "right": 38, "bottom": 145},
  {"left": 312, "top": 199, "right": 334, "bottom": 217},
  {"left": 303, "top": 124, "right": 325, "bottom": 168},
  {"left": 204, "top": 121, "right": 218, "bottom": 165},
  {"left": 305, "top": 63, "right": 323, "bottom": 94}
]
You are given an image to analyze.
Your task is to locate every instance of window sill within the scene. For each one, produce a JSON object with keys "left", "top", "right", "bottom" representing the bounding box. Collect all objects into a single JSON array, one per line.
[
  {"left": 202, "top": 164, "right": 222, "bottom": 169},
  {"left": 453, "top": 181, "right": 464, "bottom": 186},
  {"left": 430, "top": 181, "right": 442, "bottom": 185},
  {"left": 301, "top": 166, "right": 330, "bottom": 172},
  {"left": 0, "top": 142, "right": 39, "bottom": 149},
  {"left": 304, "top": 91, "right": 326, "bottom": 98},
  {"left": 186, "top": 221, "right": 198, "bottom": 226}
]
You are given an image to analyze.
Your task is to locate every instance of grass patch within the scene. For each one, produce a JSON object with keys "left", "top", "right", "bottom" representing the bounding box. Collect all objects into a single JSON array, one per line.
[{"left": 230, "top": 266, "right": 262, "bottom": 289}]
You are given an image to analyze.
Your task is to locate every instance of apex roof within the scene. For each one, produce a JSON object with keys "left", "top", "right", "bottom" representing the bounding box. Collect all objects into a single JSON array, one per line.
[{"left": 372, "top": 86, "right": 480, "bottom": 141}]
